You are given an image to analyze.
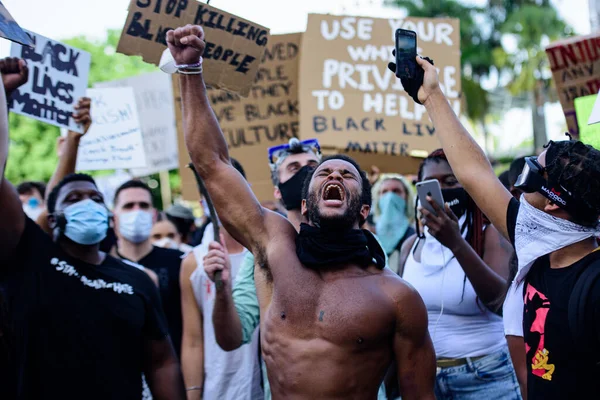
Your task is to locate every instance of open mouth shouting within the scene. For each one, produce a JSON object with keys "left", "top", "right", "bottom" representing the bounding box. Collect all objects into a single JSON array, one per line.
[{"left": 322, "top": 182, "right": 345, "bottom": 207}]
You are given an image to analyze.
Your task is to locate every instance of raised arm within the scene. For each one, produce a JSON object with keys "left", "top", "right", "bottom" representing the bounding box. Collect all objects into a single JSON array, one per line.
[
  {"left": 394, "top": 284, "right": 436, "bottom": 400},
  {"left": 167, "top": 25, "right": 281, "bottom": 252},
  {"left": 180, "top": 254, "right": 204, "bottom": 400},
  {"left": 0, "top": 58, "right": 29, "bottom": 263},
  {"left": 411, "top": 57, "right": 513, "bottom": 239}
]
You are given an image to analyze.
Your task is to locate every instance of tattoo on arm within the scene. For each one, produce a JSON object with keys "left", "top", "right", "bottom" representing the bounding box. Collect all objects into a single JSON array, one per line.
[{"left": 319, "top": 310, "right": 324, "bottom": 322}]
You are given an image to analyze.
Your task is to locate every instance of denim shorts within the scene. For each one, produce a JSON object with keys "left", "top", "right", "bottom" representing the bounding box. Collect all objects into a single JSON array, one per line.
[{"left": 434, "top": 347, "right": 522, "bottom": 400}]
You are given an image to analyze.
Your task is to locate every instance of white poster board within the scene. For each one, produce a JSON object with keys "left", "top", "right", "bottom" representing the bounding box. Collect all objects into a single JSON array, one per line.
[
  {"left": 9, "top": 30, "right": 91, "bottom": 132},
  {"left": 76, "top": 87, "right": 146, "bottom": 171},
  {"left": 96, "top": 72, "right": 178, "bottom": 176}
]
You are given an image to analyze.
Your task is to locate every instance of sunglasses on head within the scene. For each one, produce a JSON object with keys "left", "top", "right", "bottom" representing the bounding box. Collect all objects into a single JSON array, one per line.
[{"left": 268, "top": 138, "right": 321, "bottom": 168}]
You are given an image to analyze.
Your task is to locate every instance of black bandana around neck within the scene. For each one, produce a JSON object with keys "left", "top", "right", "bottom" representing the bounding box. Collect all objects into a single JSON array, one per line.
[{"left": 296, "top": 223, "right": 386, "bottom": 270}]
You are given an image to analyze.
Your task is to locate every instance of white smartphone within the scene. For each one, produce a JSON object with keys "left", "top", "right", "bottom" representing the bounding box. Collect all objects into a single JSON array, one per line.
[{"left": 416, "top": 179, "right": 444, "bottom": 216}]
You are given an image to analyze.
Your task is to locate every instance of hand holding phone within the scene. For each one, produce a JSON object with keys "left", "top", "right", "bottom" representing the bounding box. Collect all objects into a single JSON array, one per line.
[{"left": 416, "top": 179, "right": 444, "bottom": 217}]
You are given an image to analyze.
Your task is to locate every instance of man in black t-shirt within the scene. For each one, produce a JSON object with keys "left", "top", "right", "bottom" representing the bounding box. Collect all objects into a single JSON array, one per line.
[
  {"left": 0, "top": 59, "right": 185, "bottom": 400},
  {"left": 112, "top": 180, "right": 184, "bottom": 357},
  {"left": 395, "top": 54, "right": 600, "bottom": 399}
]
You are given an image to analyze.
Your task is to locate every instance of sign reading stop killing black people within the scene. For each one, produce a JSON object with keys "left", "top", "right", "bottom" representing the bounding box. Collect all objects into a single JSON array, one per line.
[
  {"left": 117, "top": 0, "right": 270, "bottom": 96},
  {"left": 9, "top": 31, "right": 91, "bottom": 133}
]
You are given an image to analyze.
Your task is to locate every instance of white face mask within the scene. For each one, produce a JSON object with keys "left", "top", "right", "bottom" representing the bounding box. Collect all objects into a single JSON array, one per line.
[
  {"left": 152, "top": 237, "right": 179, "bottom": 250},
  {"left": 118, "top": 210, "right": 153, "bottom": 244}
]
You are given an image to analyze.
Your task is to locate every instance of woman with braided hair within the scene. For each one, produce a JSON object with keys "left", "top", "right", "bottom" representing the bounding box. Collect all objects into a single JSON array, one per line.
[{"left": 397, "top": 149, "right": 521, "bottom": 400}]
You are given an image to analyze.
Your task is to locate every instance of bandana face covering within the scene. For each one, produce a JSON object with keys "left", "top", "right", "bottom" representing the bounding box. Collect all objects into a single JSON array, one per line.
[
  {"left": 503, "top": 195, "right": 600, "bottom": 336},
  {"left": 278, "top": 165, "right": 313, "bottom": 210},
  {"left": 296, "top": 223, "right": 386, "bottom": 270},
  {"left": 376, "top": 193, "right": 409, "bottom": 255}
]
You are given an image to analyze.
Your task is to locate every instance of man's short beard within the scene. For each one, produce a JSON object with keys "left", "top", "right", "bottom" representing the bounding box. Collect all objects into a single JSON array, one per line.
[{"left": 307, "top": 187, "right": 363, "bottom": 231}]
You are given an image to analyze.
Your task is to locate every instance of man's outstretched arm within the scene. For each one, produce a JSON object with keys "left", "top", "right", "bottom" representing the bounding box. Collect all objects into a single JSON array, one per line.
[
  {"left": 0, "top": 58, "right": 29, "bottom": 264},
  {"left": 168, "top": 25, "right": 277, "bottom": 251},
  {"left": 394, "top": 284, "right": 436, "bottom": 400},
  {"left": 411, "top": 57, "right": 513, "bottom": 239}
]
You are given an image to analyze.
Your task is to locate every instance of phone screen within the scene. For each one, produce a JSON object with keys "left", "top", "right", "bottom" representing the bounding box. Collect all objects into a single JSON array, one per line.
[{"left": 395, "top": 30, "right": 416, "bottom": 79}]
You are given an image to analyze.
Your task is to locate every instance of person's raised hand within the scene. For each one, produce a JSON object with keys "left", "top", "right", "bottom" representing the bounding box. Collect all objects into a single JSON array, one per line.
[
  {"left": 71, "top": 97, "right": 92, "bottom": 136},
  {"left": 166, "top": 25, "right": 205, "bottom": 66},
  {"left": 418, "top": 196, "right": 463, "bottom": 251},
  {"left": 415, "top": 56, "right": 441, "bottom": 105},
  {"left": 0, "top": 57, "right": 28, "bottom": 97},
  {"left": 203, "top": 234, "right": 231, "bottom": 287}
]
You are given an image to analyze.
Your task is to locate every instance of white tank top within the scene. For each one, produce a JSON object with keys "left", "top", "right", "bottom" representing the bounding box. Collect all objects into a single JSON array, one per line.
[
  {"left": 191, "top": 243, "right": 263, "bottom": 400},
  {"left": 402, "top": 230, "right": 506, "bottom": 358}
]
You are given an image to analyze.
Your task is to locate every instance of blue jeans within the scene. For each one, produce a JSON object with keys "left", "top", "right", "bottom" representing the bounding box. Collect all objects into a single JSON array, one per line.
[{"left": 434, "top": 347, "right": 522, "bottom": 400}]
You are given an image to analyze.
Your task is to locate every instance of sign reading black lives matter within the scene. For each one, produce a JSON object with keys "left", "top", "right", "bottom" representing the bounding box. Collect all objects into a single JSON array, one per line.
[
  {"left": 9, "top": 30, "right": 91, "bottom": 133},
  {"left": 299, "top": 14, "right": 460, "bottom": 156},
  {"left": 117, "top": 0, "right": 270, "bottom": 96}
]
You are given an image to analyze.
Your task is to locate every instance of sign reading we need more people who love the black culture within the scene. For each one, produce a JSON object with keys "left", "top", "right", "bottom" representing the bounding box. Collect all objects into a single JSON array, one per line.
[
  {"left": 117, "top": 0, "right": 270, "bottom": 96},
  {"left": 9, "top": 30, "right": 91, "bottom": 133}
]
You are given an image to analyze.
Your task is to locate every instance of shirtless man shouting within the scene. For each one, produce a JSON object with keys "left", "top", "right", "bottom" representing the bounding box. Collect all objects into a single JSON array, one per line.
[{"left": 168, "top": 25, "right": 435, "bottom": 399}]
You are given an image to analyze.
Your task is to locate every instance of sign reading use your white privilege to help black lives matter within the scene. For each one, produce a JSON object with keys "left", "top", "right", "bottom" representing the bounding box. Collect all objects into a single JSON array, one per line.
[
  {"left": 9, "top": 30, "right": 91, "bottom": 133},
  {"left": 176, "top": 33, "right": 301, "bottom": 202},
  {"left": 117, "top": 0, "right": 270, "bottom": 96},
  {"left": 299, "top": 15, "right": 461, "bottom": 156}
]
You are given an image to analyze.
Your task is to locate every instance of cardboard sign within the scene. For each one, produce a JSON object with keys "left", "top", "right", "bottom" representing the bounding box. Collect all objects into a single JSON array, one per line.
[
  {"left": 575, "top": 94, "right": 600, "bottom": 150},
  {"left": 76, "top": 88, "right": 146, "bottom": 171},
  {"left": 117, "top": 0, "right": 270, "bottom": 96},
  {"left": 176, "top": 33, "right": 302, "bottom": 202},
  {"left": 96, "top": 72, "right": 179, "bottom": 176},
  {"left": 9, "top": 30, "right": 90, "bottom": 132},
  {"left": 0, "top": 1, "right": 33, "bottom": 46},
  {"left": 546, "top": 33, "right": 600, "bottom": 138},
  {"left": 299, "top": 14, "right": 461, "bottom": 156}
]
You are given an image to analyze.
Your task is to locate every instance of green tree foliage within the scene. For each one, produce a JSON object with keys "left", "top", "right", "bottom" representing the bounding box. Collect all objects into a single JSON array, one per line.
[{"left": 5, "top": 29, "right": 156, "bottom": 185}]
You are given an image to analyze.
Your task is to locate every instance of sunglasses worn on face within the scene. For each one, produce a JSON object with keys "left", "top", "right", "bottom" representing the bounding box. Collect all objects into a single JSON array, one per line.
[{"left": 515, "top": 156, "right": 578, "bottom": 214}]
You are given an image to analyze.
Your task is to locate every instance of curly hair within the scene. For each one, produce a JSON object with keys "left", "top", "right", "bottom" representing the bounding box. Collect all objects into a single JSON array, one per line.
[{"left": 545, "top": 140, "right": 600, "bottom": 227}]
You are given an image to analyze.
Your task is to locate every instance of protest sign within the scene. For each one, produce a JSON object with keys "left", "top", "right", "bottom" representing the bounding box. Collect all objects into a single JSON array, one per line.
[
  {"left": 176, "top": 33, "right": 302, "bottom": 202},
  {"left": 117, "top": 0, "right": 270, "bottom": 96},
  {"left": 546, "top": 33, "right": 600, "bottom": 138},
  {"left": 76, "top": 88, "right": 146, "bottom": 171},
  {"left": 575, "top": 94, "right": 600, "bottom": 150},
  {"left": 96, "top": 72, "right": 179, "bottom": 176},
  {"left": 299, "top": 14, "right": 461, "bottom": 157},
  {"left": 9, "top": 30, "right": 90, "bottom": 132},
  {"left": 0, "top": 1, "right": 33, "bottom": 46}
]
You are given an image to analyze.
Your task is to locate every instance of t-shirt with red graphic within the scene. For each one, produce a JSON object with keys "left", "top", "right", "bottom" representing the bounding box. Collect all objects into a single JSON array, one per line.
[{"left": 507, "top": 198, "right": 600, "bottom": 399}]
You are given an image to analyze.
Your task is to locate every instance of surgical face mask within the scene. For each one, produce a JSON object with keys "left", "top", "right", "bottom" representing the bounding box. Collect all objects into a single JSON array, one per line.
[
  {"left": 23, "top": 197, "right": 43, "bottom": 221},
  {"left": 118, "top": 210, "right": 154, "bottom": 244},
  {"left": 376, "top": 192, "right": 409, "bottom": 255},
  {"left": 153, "top": 237, "right": 179, "bottom": 250},
  {"left": 278, "top": 165, "right": 313, "bottom": 210},
  {"left": 61, "top": 199, "right": 109, "bottom": 245},
  {"left": 441, "top": 187, "right": 468, "bottom": 218}
]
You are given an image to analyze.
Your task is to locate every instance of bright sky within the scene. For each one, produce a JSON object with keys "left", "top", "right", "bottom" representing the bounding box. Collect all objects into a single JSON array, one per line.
[{"left": 0, "top": 0, "right": 593, "bottom": 155}]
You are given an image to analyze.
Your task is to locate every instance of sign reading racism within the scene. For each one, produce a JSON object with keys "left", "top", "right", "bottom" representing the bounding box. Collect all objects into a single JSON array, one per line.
[
  {"left": 299, "top": 14, "right": 461, "bottom": 157},
  {"left": 117, "top": 0, "right": 270, "bottom": 96},
  {"left": 176, "top": 33, "right": 301, "bottom": 202},
  {"left": 9, "top": 30, "right": 91, "bottom": 132},
  {"left": 546, "top": 33, "right": 600, "bottom": 138},
  {"left": 76, "top": 88, "right": 146, "bottom": 171}
]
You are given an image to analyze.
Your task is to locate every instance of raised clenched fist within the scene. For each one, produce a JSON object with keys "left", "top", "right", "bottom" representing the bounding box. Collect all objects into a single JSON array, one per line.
[
  {"left": 166, "top": 25, "right": 206, "bottom": 66},
  {"left": 0, "top": 57, "right": 28, "bottom": 97}
]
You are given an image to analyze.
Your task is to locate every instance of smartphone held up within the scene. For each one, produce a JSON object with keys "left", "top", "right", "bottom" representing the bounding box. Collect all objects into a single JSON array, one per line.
[{"left": 395, "top": 29, "right": 417, "bottom": 79}]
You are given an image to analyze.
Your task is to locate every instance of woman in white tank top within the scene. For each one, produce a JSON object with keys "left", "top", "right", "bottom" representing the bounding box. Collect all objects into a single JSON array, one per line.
[{"left": 396, "top": 150, "right": 521, "bottom": 400}]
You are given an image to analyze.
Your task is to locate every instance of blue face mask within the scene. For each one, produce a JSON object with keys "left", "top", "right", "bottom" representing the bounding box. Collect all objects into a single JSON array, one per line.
[
  {"left": 61, "top": 199, "right": 109, "bottom": 245},
  {"left": 376, "top": 192, "right": 410, "bottom": 255}
]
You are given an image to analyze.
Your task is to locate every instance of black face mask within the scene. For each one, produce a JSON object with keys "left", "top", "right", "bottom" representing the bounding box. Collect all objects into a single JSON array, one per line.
[
  {"left": 441, "top": 187, "right": 468, "bottom": 218},
  {"left": 278, "top": 165, "right": 313, "bottom": 210}
]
